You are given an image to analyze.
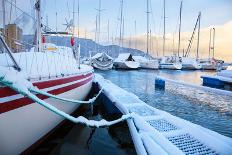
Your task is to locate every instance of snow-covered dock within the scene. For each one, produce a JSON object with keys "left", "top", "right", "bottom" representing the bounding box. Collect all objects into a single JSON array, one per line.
[{"left": 95, "top": 74, "right": 232, "bottom": 155}]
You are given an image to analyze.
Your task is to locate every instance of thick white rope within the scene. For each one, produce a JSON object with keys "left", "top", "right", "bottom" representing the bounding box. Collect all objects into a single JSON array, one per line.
[
  {"left": 30, "top": 87, "right": 103, "bottom": 104},
  {"left": 0, "top": 74, "right": 133, "bottom": 127}
]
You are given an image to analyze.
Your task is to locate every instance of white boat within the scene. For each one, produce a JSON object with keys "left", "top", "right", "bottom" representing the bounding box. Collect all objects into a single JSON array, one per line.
[
  {"left": 114, "top": 53, "right": 140, "bottom": 69},
  {"left": 133, "top": 56, "right": 159, "bottom": 69},
  {"left": 181, "top": 57, "right": 202, "bottom": 70},
  {"left": 199, "top": 58, "right": 226, "bottom": 70},
  {"left": 91, "top": 52, "right": 114, "bottom": 70},
  {"left": 159, "top": 56, "right": 182, "bottom": 70},
  {"left": 0, "top": 1, "right": 93, "bottom": 154}
]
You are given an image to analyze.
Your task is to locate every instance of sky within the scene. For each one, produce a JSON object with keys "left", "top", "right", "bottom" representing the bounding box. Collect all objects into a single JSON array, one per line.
[{"left": 1, "top": 0, "right": 232, "bottom": 61}]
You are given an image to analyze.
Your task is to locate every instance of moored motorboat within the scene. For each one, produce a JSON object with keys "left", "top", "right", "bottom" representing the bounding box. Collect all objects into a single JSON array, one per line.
[
  {"left": 181, "top": 57, "right": 202, "bottom": 70},
  {"left": 114, "top": 53, "right": 140, "bottom": 69},
  {"left": 133, "top": 56, "right": 159, "bottom": 69},
  {"left": 159, "top": 56, "right": 182, "bottom": 70},
  {"left": 199, "top": 58, "right": 226, "bottom": 70}
]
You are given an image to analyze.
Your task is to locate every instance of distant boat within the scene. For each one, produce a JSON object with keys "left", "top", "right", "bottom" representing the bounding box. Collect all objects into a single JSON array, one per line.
[
  {"left": 199, "top": 58, "right": 226, "bottom": 70},
  {"left": 114, "top": 53, "right": 140, "bottom": 69},
  {"left": 159, "top": 55, "right": 182, "bottom": 70},
  {"left": 182, "top": 57, "right": 202, "bottom": 70},
  {"left": 91, "top": 52, "right": 114, "bottom": 70},
  {"left": 133, "top": 56, "right": 159, "bottom": 69}
]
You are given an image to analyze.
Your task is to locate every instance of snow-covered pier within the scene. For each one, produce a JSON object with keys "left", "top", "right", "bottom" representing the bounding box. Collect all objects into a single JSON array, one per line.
[{"left": 95, "top": 74, "right": 232, "bottom": 155}]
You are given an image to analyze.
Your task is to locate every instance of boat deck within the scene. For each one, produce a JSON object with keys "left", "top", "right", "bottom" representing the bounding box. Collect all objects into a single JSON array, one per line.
[{"left": 95, "top": 74, "right": 232, "bottom": 155}]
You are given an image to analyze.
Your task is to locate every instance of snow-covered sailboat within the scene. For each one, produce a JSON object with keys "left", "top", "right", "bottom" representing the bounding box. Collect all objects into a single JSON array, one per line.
[
  {"left": 114, "top": 53, "right": 140, "bottom": 69},
  {"left": 0, "top": 1, "right": 93, "bottom": 154},
  {"left": 91, "top": 52, "right": 114, "bottom": 70}
]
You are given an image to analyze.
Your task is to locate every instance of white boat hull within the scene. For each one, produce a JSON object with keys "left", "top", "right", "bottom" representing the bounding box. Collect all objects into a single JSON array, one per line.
[
  {"left": 138, "top": 61, "right": 159, "bottom": 69},
  {"left": 114, "top": 61, "right": 140, "bottom": 69},
  {"left": 0, "top": 74, "right": 93, "bottom": 154},
  {"left": 182, "top": 63, "right": 202, "bottom": 70},
  {"left": 159, "top": 63, "right": 182, "bottom": 70}
]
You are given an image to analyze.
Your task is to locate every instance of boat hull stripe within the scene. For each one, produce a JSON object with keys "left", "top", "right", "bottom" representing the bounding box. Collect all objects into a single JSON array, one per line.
[
  {"left": 0, "top": 73, "right": 93, "bottom": 98},
  {"left": 0, "top": 76, "right": 93, "bottom": 114}
]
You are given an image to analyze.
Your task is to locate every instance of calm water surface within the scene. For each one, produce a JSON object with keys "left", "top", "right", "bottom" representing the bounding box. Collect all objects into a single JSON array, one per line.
[{"left": 97, "top": 69, "right": 232, "bottom": 138}]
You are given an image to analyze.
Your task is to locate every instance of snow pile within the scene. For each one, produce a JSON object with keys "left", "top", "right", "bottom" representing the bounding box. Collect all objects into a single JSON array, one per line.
[
  {"left": 0, "top": 45, "right": 93, "bottom": 79},
  {"left": 217, "top": 70, "right": 232, "bottom": 78}
]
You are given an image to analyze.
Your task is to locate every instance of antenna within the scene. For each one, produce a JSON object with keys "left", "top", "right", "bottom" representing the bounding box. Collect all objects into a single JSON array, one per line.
[{"left": 177, "top": 1, "right": 182, "bottom": 57}]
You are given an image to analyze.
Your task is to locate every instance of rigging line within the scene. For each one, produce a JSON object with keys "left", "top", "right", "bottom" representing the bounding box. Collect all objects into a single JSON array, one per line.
[{"left": 4, "top": 0, "right": 36, "bottom": 21}]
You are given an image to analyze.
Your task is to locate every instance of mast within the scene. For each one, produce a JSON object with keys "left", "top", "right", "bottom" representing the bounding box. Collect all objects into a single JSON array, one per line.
[
  {"left": 96, "top": 0, "right": 102, "bottom": 52},
  {"left": 134, "top": 20, "right": 137, "bottom": 49},
  {"left": 208, "top": 28, "right": 212, "bottom": 59},
  {"left": 212, "top": 28, "right": 215, "bottom": 58},
  {"left": 196, "top": 12, "right": 201, "bottom": 60},
  {"left": 2, "top": 0, "right": 6, "bottom": 36},
  {"left": 72, "top": 0, "right": 75, "bottom": 36},
  {"left": 208, "top": 28, "right": 215, "bottom": 59},
  {"left": 78, "top": 0, "right": 80, "bottom": 38},
  {"left": 163, "top": 0, "right": 166, "bottom": 56},
  {"left": 146, "top": 0, "right": 149, "bottom": 55},
  {"left": 107, "top": 19, "right": 110, "bottom": 54},
  {"left": 35, "top": 0, "right": 41, "bottom": 52},
  {"left": 177, "top": 1, "right": 182, "bottom": 57},
  {"left": 119, "top": 0, "right": 123, "bottom": 48}
]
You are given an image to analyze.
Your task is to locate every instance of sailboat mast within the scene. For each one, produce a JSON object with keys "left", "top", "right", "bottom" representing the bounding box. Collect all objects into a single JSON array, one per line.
[
  {"left": 72, "top": 0, "right": 75, "bottom": 36},
  {"left": 196, "top": 12, "right": 201, "bottom": 60},
  {"left": 2, "top": 0, "right": 6, "bottom": 36},
  {"left": 98, "top": 0, "right": 101, "bottom": 46},
  {"left": 107, "top": 19, "right": 110, "bottom": 54},
  {"left": 163, "top": 0, "right": 166, "bottom": 56},
  {"left": 35, "top": 0, "right": 41, "bottom": 52},
  {"left": 212, "top": 28, "right": 215, "bottom": 58},
  {"left": 134, "top": 20, "right": 137, "bottom": 49},
  {"left": 119, "top": 0, "right": 123, "bottom": 48},
  {"left": 146, "top": 0, "right": 149, "bottom": 55},
  {"left": 78, "top": 0, "right": 80, "bottom": 38},
  {"left": 177, "top": 1, "right": 182, "bottom": 57}
]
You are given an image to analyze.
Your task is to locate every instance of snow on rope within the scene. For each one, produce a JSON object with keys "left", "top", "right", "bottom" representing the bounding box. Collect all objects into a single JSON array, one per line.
[
  {"left": 0, "top": 68, "right": 133, "bottom": 127},
  {"left": 30, "top": 87, "right": 103, "bottom": 104}
]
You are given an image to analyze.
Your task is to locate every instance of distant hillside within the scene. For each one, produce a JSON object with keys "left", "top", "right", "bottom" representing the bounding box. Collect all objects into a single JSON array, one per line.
[{"left": 23, "top": 35, "right": 152, "bottom": 58}]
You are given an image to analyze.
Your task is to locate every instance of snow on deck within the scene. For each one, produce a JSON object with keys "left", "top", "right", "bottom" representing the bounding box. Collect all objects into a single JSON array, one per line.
[{"left": 95, "top": 74, "right": 232, "bottom": 155}]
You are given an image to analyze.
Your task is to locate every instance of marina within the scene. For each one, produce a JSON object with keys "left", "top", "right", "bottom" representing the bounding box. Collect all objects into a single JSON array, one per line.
[{"left": 0, "top": 0, "right": 232, "bottom": 154}]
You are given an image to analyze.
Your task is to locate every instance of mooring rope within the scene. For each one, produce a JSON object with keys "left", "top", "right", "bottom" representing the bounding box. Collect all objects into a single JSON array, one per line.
[
  {"left": 30, "top": 87, "right": 103, "bottom": 104},
  {"left": 0, "top": 73, "right": 133, "bottom": 127}
]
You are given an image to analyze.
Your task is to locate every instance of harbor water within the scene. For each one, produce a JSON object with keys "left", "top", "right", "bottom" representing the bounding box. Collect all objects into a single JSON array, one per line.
[{"left": 97, "top": 69, "right": 232, "bottom": 138}]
